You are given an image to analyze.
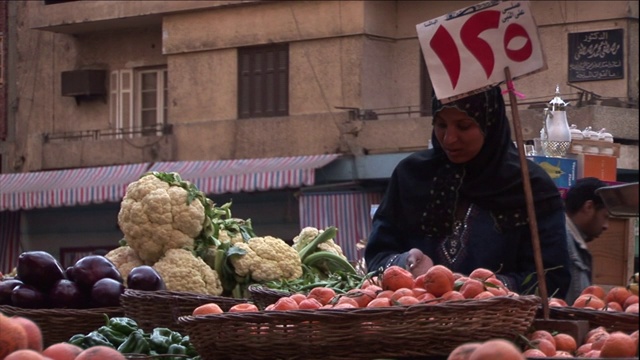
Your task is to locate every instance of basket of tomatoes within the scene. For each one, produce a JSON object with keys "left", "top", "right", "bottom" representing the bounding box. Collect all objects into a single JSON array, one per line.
[{"left": 177, "top": 265, "right": 542, "bottom": 360}]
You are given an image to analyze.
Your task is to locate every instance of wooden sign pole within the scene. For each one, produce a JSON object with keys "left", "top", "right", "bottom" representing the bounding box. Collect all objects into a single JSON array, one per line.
[{"left": 503, "top": 67, "right": 550, "bottom": 319}]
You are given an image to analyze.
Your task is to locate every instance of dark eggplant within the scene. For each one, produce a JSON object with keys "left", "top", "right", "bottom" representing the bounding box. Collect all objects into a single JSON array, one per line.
[
  {"left": 127, "top": 265, "right": 166, "bottom": 291},
  {"left": 0, "top": 279, "right": 24, "bottom": 305},
  {"left": 49, "top": 279, "right": 88, "bottom": 309},
  {"left": 11, "top": 284, "right": 48, "bottom": 308},
  {"left": 16, "top": 251, "right": 66, "bottom": 292},
  {"left": 90, "top": 278, "right": 125, "bottom": 308},
  {"left": 72, "top": 255, "right": 123, "bottom": 290},
  {"left": 65, "top": 266, "right": 76, "bottom": 282}
]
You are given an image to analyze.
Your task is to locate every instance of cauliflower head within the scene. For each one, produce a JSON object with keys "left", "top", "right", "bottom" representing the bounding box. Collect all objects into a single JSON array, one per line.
[
  {"left": 118, "top": 174, "right": 206, "bottom": 264},
  {"left": 293, "top": 227, "right": 347, "bottom": 259},
  {"left": 218, "top": 229, "right": 245, "bottom": 245},
  {"left": 105, "top": 245, "right": 144, "bottom": 285},
  {"left": 230, "top": 236, "right": 303, "bottom": 282},
  {"left": 152, "top": 248, "right": 223, "bottom": 295}
]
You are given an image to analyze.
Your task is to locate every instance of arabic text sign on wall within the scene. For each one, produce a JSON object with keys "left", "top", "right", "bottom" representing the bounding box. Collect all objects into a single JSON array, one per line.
[
  {"left": 416, "top": 1, "right": 544, "bottom": 102},
  {"left": 568, "top": 29, "right": 624, "bottom": 83}
]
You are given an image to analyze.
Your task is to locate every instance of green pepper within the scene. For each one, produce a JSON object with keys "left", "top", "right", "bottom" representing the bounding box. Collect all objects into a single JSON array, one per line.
[
  {"left": 167, "top": 343, "right": 187, "bottom": 359},
  {"left": 67, "top": 334, "right": 86, "bottom": 348},
  {"left": 107, "top": 317, "right": 139, "bottom": 336},
  {"left": 169, "top": 330, "right": 183, "bottom": 344},
  {"left": 148, "top": 327, "right": 174, "bottom": 353},
  {"left": 179, "top": 336, "right": 199, "bottom": 357},
  {"left": 83, "top": 331, "right": 115, "bottom": 348},
  {"left": 97, "top": 325, "right": 127, "bottom": 347},
  {"left": 117, "top": 330, "right": 150, "bottom": 354}
]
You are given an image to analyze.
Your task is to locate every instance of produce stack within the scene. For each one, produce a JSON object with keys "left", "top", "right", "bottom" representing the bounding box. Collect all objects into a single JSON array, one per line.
[
  {"left": 107, "top": 171, "right": 356, "bottom": 301},
  {"left": 176, "top": 264, "right": 542, "bottom": 360}
]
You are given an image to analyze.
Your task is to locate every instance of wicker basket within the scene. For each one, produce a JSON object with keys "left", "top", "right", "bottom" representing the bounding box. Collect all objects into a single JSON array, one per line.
[
  {"left": 0, "top": 305, "right": 123, "bottom": 347},
  {"left": 124, "top": 355, "right": 191, "bottom": 359},
  {"left": 541, "top": 306, "right": 639, "bottom": 333},
  {"left": 178, "top": 295, "right": 540, "bottom": 360},
  {"left": 120, "top": 289, "right": 248, "bottom": 332},
  {"left": 247, "top": 284, "right": 293, "bottom": 310}
]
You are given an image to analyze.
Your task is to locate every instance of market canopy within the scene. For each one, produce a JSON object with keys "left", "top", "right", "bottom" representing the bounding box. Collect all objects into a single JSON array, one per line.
[
  {"left": 0, "top": 154, "right": 341, "bottom": 211},
  {"left": 147, "top": 154, "right": 340, "bottom": 195},
  {"left": 299, "top": 191, "right": 382, "bottom": 262},
  {"left": 0, "top": 163, "right": 152, "bottom": 211}
]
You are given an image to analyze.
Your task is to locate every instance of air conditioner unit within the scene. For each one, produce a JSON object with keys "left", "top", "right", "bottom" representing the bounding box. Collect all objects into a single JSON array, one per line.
[{"left": 61, "top": 69, "right": 106, "bottom": 98}]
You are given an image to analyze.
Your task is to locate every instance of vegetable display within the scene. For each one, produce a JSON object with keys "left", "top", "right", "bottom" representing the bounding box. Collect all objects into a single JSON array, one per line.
[
  {"left": 152, "top": 248, "right": 222, "bottom": 295},
  {"left": 68, "top": 315, "right": 200, "bottom": 359},
  {"left": 117, "top": 172, "right": 215, "bottom": 264},
  {"left": 0, "top": 251, "right": 126, "bottom": 309}
]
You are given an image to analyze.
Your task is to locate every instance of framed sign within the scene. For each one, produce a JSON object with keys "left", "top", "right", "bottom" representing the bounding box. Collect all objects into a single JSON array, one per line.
[
  {"left": 568, "top": 29, "right": 624, "bottom": 82},
  {"left": 416, "top": 0, "right": 545, "bottom": 102}
]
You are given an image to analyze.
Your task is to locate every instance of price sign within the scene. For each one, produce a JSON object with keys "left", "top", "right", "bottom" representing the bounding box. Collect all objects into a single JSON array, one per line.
[{"left": 416, "top": 0, "right": 544, "bottom": 102}]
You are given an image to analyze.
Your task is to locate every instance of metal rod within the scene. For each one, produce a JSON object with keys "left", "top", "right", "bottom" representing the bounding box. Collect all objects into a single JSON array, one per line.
[{"left": 504, "top": 67, "right": 550, "bottom": 319}]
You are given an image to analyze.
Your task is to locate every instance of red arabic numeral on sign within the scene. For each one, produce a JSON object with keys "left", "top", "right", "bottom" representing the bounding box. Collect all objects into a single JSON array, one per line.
[
  {"left": 503, "top": 23, "right": 533, "bottom": 62},
  {"left": 430, "top": 25, "right": 461, "bottom": 89},
  {"left": 460, "top": 10, "right": 501, "bottom": 79}
]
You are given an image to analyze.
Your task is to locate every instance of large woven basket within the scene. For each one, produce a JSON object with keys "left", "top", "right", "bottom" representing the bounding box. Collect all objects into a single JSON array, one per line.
[
  {"left": 541, "top": 306, "right": 639, "bottom": 333},
  {"left": 120, "top": 289, "right": 248, "bottom": 332},
  {"left": 124, "top": 355, "right": 191, "bottom": 359},
  {"left": 178, "top": 295, "right": 540, "bottom": 360},
  {"left": 0, "top": 305, "right": 123, "bottom": 347},
  {"left": 247, "top": 284, "right": 293, "bottom": 310}
]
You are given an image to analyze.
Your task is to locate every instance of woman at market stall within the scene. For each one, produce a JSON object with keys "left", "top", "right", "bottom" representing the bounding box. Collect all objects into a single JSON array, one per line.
[{"left": 365, "top": 86, "right": 572, "bottom": 298}]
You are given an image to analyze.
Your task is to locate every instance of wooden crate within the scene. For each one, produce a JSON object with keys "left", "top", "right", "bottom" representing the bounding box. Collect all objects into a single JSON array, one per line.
[{"left": 588, "top": 217, "right": 636, "bottom": 289}]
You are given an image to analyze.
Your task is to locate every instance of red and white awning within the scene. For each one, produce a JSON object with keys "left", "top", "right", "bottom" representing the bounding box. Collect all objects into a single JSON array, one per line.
[
  {"left": 147, "top": 154, "right": 340, "bottom": 195},
  {"left": 0, "top": 163, "right": 151, "bottom": 211},
  {"left": 0, "top": 155, "right": 340, "bottom": 212},
  {"left": 299, "top": 191, "right": 383, "bottom": 262}
]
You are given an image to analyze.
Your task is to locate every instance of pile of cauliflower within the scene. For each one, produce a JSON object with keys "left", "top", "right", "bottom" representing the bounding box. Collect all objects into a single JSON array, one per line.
[
  {"left": 106, "top": 171, "right": 306, "bottom": 297},
  {"left": 106, "top": 172, "right": 224, "bottom": 295}
]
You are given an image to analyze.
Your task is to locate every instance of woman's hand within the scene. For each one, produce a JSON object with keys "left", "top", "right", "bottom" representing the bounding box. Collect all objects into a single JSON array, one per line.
[{"left": 406, "top": 248, "right": 433, "bottom": 277}]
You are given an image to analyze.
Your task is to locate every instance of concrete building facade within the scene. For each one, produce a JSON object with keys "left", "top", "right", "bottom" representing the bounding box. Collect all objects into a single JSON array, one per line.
[{"left": 2, "top": 0, "right": 638, "bottom": 172}]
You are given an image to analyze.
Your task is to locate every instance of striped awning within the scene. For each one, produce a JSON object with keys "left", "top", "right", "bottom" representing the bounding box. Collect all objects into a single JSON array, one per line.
[
  {"left": 147, "top": 154, "right": 340, "bottom": 195},
  {"left": 0, "top": 163, "right": 151, "bottom": 211},
  {"left": 299, "top": 191, "right": 383, "bottom": 262}
]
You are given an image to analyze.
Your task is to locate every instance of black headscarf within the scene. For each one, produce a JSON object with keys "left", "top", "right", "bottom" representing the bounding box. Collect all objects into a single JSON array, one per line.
[{"left": 421, "top": 86, "right": 563, "bottom": 237}]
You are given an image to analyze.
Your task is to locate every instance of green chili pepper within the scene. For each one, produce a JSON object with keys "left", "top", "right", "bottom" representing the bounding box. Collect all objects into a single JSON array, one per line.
[
  {"left": 107, "top": 317, "right": 139, "bottom": 336},
  {"left": 180, "top": 335, "right": 199, "bottom": 357},
  {"left": 97, "top": 325, "right": 127, "bottom": 347},
  {"left": 83, "top": 331, "right": 115, "bottom": 348},
  {"left": 148, "top": 327, "right": 174, "bottom": 353},
  {"left": 67, "top": 334, "right": 86, "bottom": 348},
  {"left": 167, "top": 343, "right": 187, "bottom": 357},
  {"left": 169, "top": 330, "right": 183, "bottom": 344},
  {"left": 117, "top": 330, "right": 150, "bottom": 354}
]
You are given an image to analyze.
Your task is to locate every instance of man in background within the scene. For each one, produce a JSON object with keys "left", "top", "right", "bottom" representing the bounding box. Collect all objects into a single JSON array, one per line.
[{"left": 564, "top": 177, "right": 610, "bottom": 305}]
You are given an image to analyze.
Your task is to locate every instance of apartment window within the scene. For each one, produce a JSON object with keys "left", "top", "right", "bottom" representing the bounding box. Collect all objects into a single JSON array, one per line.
[
  {"left": 137, "top": 69, "right": 168, "bottom": 136},
  {"left": 420, "top": 52, "right": 434, "bottom": 116},
  {"left": 238, "top": 44, "right": 289, "bottom": 119},
  {"left": 110, "top": 68, "right": 167, "bottom": 138}
]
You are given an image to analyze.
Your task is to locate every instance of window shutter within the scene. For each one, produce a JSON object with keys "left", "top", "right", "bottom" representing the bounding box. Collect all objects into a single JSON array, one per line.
[
  {"left": 109, "top": 71, "right": 119, "bottom": 135},
  {"left": 238, "top": 52, "right": 252, "bottom": 118},
  {"left": 238, "top": 44, "right": 289, "bottom": 119},
  {"left": 119, "top": 69, "right": 133, "bottom": 138}
]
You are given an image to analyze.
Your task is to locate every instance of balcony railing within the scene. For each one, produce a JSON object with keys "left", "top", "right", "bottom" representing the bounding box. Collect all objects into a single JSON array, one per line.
[{"left": 42, "top": 124, "right": 173, "bottom": 143}]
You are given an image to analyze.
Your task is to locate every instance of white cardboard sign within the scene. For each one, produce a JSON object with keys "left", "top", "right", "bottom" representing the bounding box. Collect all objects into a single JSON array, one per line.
[{"left": 416, "top": 0, "right": 544, "bottom": 103}]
